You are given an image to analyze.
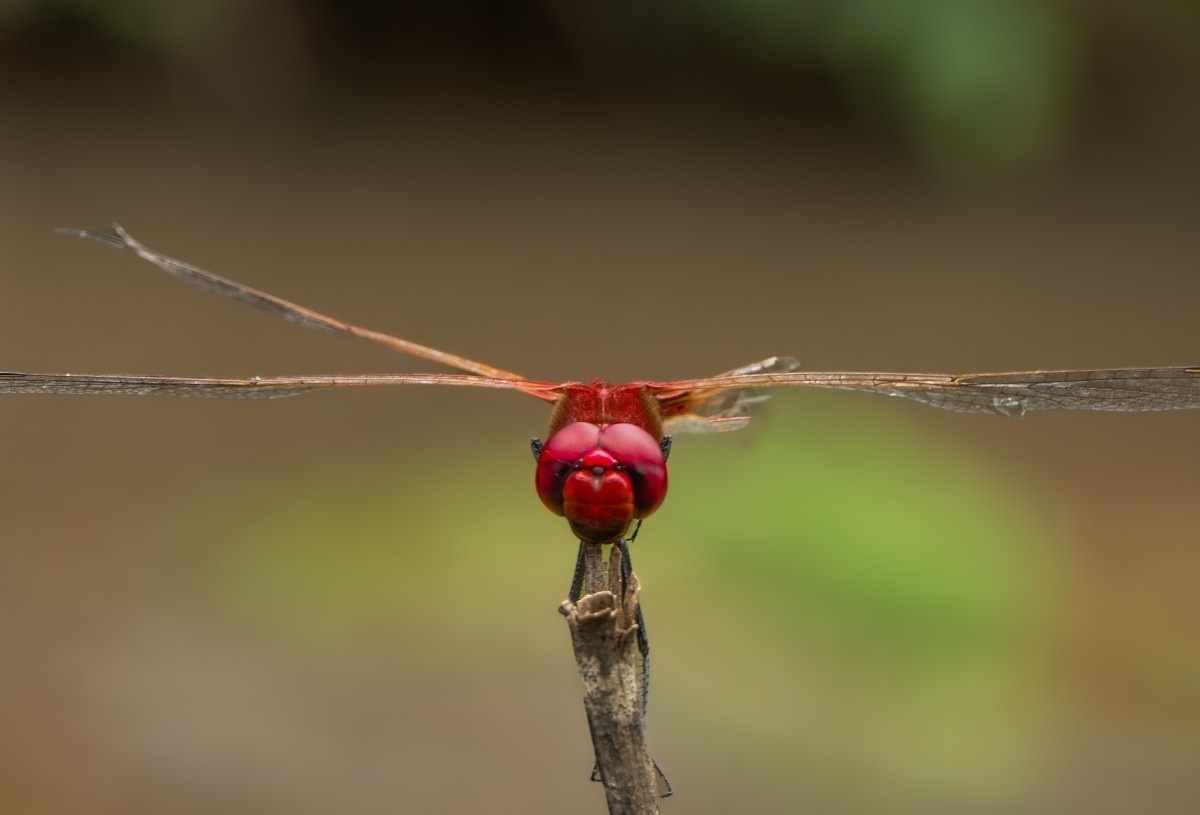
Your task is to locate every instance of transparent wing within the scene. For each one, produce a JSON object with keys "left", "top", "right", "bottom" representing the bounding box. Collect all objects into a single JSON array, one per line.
[
  {"left": 0, "top": 371, "right": 562, "bottom": 400},
  {"left": 658, "top": 356, "right": 801, "bottom": 434},
  {"left": 60, "top": 226, "right": 530, "bottom": 382},
  {"left": 654, "top": 364, "right": 1200, "bottom": 431}
]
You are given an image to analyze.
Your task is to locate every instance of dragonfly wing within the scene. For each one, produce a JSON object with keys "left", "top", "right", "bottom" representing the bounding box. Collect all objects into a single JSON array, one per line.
[
  {"left": 60, "top": 226, "right": 529, "bottom": 381},
  {"left": 865, "top": 367, "right": 1200, "bottom": 415},
  {"left": 652, "top": 366, "right": 1200, "bottom": 419},
  {"left": 657, "top": 356, "right": 801, "bottom": 434},
  {"left": 0, "top": 372, "right": 561, "bottom": 400}
]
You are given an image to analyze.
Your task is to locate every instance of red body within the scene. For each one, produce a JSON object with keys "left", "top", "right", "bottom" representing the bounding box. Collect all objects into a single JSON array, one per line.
[{"left": 535, "top": 383, "right": 668, "bottom": 544}]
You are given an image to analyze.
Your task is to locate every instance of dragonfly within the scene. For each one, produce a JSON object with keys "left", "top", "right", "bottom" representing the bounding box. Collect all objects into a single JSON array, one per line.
[{"left": 5, "top": 225, "right": 1200, "bottom": 776}]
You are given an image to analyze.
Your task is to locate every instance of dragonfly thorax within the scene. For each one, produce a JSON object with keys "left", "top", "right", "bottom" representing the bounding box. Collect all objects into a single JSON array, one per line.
[{"left": 534, "top": 421, "right": 667, "bottom": 544}]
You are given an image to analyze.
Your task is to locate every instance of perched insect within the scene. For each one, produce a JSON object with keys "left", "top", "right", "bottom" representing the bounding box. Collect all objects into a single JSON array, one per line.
[
  {"left": 6, "top": 226, "right": 1200, "bottom": 779},
  {"left": 10, "top": 229, "right": 1200, "bottom": 543}
]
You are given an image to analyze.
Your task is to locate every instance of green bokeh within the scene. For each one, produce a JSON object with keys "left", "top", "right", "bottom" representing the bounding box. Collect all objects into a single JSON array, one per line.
[
  {"left": 669, "top": 397, "right": 1060, "bottom": 652},
  {"left": 703, "top": 0, "right": 1079, "bottom": 176}
]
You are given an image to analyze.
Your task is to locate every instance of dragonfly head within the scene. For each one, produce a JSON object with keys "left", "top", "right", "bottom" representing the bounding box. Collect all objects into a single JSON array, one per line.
[{"left": 534, "top": 421, "right": 668, "bottom": 544}]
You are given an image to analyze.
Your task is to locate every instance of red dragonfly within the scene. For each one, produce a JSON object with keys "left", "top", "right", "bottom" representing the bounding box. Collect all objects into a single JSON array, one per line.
[
  {"left": 6, "top": 226, "right": 1200, "bottom": 764},
  {"left": 8, "top": 227, "right": 1200, "bottom": 537}
]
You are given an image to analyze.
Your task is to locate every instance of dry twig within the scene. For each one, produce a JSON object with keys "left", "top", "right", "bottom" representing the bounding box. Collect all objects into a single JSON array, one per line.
[{"left": 560, "top": 544, "right": 660, "bottom": 815}]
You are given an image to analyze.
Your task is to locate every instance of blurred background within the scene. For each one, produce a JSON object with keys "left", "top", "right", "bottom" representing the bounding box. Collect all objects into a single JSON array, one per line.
[{"left": 1, "top": 2, "right": 1198, "bottom": 813}]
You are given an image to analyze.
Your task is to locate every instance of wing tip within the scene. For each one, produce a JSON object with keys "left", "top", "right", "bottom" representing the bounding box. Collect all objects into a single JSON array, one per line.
[{"left": 55, "top": 225, "right": 130, "bottom": 250}]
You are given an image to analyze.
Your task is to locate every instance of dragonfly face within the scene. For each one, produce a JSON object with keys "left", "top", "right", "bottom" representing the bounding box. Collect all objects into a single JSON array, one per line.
[{"left": 534, "top": 418, "right": 668, "bottom": 545}]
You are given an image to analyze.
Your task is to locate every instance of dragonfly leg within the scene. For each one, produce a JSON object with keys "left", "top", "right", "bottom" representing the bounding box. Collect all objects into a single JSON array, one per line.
[
  {"left": 530, "top": 437, "right": 543, "bottom": 461},
  {"left": 626, "top": 519, "right": 643, "bottom": 544},
  {"left": 590, "top": 758, "right": 671, "bottom": 794},
  {"left": 568, "top": 539, "right": 587, "bottom": 603},
  {"left": 615, "top": 538, "right": 672, "bottom": 796},
  {"left": 616, "top": 539, "right": 651, "bottom": 723},
  {"left": 659, "top": 435, "right": 672, "bottom": 462},
  {"left": 653, "top": 758, "right": 674, "bottom": 797}
]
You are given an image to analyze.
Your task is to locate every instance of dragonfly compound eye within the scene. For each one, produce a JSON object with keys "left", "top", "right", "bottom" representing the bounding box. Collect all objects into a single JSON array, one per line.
[
  {"left": 535, "top": 422, "right": 601, "bottom": 516},
  {"left": 534, "top": 421, "right": 668, "bottom": 544},
  {"left": 597, "top": 423, "right": 668, "bottom": 518}
]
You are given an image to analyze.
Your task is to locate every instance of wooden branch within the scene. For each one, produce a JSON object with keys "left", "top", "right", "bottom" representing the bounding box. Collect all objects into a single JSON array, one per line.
[{"left": 560, "top": 544, "right": 660, "bottom": 815}]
